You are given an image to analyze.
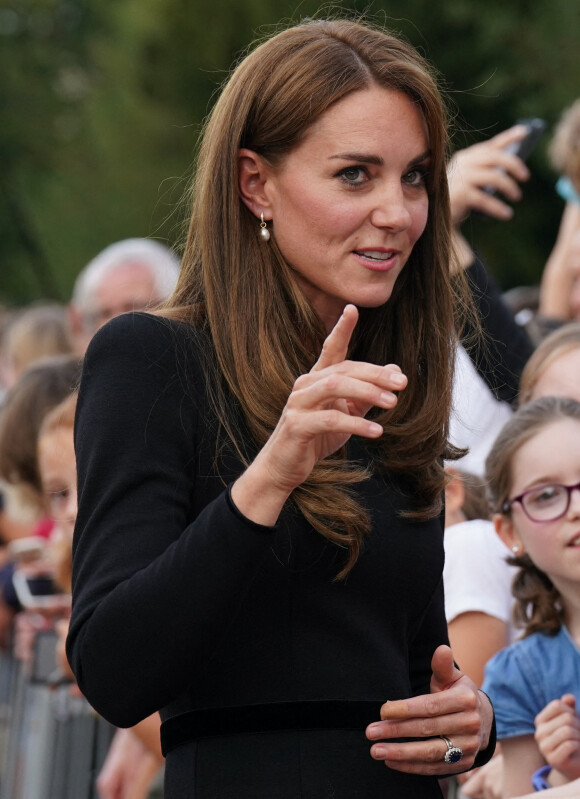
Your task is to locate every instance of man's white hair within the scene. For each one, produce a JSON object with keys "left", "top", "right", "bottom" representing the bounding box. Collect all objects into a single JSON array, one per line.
[{"left": 71, "top": 238, "right": 181, "bottom": 312}]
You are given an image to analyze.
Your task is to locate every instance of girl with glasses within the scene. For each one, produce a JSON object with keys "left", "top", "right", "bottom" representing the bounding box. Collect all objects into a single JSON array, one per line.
[{"left": 482, "top": 396, "right": 580, "bottom": 796}]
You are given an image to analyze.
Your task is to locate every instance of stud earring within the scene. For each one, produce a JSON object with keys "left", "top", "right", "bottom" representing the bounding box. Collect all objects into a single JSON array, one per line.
[
  {"left": 259, "top": 212, "right": 270, "bottom": 242},
  {"left": 512, "top": 545, "right": 520, "bottom": 554}
]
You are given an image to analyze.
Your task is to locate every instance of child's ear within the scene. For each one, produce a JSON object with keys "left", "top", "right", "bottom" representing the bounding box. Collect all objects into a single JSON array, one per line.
[{"left": 493, "top": 513, "right": 524, "bottom": 555}]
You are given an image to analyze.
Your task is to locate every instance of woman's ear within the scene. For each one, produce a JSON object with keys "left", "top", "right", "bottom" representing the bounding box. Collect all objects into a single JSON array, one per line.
[
  {"left": 493, "top": 512, "right": 524, "bottom": 555},
  {"left": 238, "top": 148, "right": 272, "bottom": 219}
]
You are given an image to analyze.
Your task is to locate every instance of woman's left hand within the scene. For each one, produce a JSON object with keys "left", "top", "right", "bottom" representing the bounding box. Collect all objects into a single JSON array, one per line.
[{"left": 366, "top": 645, "right": 493, "bottom": 775}]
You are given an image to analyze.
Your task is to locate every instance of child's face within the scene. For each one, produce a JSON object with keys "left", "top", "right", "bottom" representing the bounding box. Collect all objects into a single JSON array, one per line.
[
  {"left": 38, "top": 426, "right": 77, "bottom": 540},
  {"left": 496, "top": 418, "right": 580, "bottom": 600}
]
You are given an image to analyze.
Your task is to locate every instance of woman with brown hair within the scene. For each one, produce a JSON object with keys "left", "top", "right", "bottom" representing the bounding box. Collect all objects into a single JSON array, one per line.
[{"left": 67, "top": 17, "right": 494, "bottom": 797}]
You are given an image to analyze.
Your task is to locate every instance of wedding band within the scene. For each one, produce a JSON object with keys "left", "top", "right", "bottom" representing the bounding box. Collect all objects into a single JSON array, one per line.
[{"left": 441, "top": 735, "right": 463, "bottom": 764}]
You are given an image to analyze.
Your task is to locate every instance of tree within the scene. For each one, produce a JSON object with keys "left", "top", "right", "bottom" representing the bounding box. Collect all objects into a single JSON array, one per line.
[{"left": 1, "top": 0, "right": 578, "bottom": 305}]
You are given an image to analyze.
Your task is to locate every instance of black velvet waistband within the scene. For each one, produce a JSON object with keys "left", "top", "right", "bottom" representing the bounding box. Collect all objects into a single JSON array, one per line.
[{"left": 161, "top": 700, "right": 381, "bottom": 756}]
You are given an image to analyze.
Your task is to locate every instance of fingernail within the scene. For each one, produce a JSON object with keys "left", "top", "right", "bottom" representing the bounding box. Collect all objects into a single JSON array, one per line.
[
  {"left": 367, "top": 723, "right": 383, "bottom": 739},
  {"left": 391, "top": 373, "right": 406, "bottom": 387},
  {"left": 372, "top": 745, "right": 388, "bottom": 758}
]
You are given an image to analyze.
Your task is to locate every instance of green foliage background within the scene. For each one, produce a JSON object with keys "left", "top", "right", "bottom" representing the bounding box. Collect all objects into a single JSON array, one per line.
[{"left": 1, "top": 0, "right": 579, "bottom": 305}]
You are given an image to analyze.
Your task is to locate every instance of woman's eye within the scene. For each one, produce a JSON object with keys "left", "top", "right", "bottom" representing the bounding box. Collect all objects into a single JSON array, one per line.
[
  {"left": 403, "top": 168, "right": 428, "bottom": 187},
  {"left": 337, "top": 166, "right": 368, "bottom": 186}
]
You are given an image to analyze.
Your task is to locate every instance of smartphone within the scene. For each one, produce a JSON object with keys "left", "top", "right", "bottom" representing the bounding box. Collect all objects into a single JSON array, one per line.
[
  {"left": 12, "top": 571, "right": 68, "bottom": 610},
  {"left": 484, "top": 118, "right": 546, "bottom": 199},
  {"left": 503, "top": 117, "right": 547, "bottom": 161}
]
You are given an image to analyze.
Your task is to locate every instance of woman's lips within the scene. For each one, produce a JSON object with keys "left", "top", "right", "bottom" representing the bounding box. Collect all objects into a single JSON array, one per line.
[{"left": 353, "top": 249, "right": 400, "bottom": 270}]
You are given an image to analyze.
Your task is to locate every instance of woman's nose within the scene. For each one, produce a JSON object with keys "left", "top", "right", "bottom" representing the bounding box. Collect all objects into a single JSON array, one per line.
[{"left": 369, "top": 183, "right": 413, "bottom": 231}]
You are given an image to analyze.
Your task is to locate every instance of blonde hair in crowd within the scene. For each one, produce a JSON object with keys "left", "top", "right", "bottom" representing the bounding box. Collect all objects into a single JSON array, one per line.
[
  {"left": 519, "top": 322, "right": 580, "bottom": 404},
  {"left": 549, "top": 98, "right": 580, "bottom": 193},
  {"left": 166, "top": 17, "right": 469, "bottom": 575},
  {"left": 485, "top": 396, "right": 580, "bottom": 637}
]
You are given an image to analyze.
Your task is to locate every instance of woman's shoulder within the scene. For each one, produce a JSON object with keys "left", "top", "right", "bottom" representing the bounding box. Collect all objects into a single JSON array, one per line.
[
  {"left": 83, "top": 311, "right": 209, "bottom": 379},
  {"left": 86, "top": 310, "right": 195, "bottom": 350}
]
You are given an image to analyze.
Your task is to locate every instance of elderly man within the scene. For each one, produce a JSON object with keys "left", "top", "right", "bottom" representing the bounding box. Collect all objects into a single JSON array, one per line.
[{"left": 68, "top": 238, "right": 181, "bottom": 354}]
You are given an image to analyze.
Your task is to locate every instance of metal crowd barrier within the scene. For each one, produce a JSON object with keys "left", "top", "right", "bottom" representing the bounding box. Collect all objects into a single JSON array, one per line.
[{"left": 0, "top": 627, "right": 114, "bottom": 799}]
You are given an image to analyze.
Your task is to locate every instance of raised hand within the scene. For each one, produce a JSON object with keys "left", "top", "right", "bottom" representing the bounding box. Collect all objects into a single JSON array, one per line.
[
  {"left": 535, "top": 694, "right": 580, "bottom": 782},
  {"left": 231, "top": 304, "right": 407, "bottom": 525},
  {"left": 447, "top": 126, "right": 531, "bottom": 226}
]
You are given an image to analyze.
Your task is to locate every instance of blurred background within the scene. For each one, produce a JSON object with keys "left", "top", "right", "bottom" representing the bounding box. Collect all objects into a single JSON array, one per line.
[{"left": 1, "top": 0, "right": 579, "bottom": 305}]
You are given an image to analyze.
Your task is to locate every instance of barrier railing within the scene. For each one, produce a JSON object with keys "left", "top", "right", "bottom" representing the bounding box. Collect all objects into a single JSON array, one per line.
[{"left": 0, "top": 626, "right": 114, "bottom": 799}]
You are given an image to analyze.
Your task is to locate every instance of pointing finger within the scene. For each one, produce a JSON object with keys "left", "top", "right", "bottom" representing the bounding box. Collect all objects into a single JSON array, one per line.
[{"left": 312, "top": 304, "right": 358, "bottom": 372}]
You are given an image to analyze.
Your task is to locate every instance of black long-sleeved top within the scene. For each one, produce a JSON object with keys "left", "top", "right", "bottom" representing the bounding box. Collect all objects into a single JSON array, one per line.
[
  {"left": 462, "top": 257, "right": 534, "bottom": 405},
  {"left": 68, "top": 312, "right": 489, "bottom": 798}
]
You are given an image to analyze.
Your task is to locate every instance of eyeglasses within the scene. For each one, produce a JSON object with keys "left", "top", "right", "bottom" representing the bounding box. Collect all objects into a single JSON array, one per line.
[{"left": 503, "top": 480, "right": 580, "bottom": 523}]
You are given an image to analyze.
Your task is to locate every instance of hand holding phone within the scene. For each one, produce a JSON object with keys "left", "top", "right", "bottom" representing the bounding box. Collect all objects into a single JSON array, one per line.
[
  {"left": 484, "top": 118, "right": 546, "bottom": 199},
  {"left": 12, "top": 570, "right": 70, "bottom": 611},
  {"left": 503, "top": 118, "right": 547, "bottom": 161},
  {"left": 448, "top": 124, "right": 539, "bottom": 225}
]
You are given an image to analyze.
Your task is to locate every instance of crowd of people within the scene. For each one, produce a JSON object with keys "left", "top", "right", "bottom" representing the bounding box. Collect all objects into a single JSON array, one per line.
[
  {"left": 0, "top": 15, "right": 579, "bottom": 799},
  {"left": 0, "top": 237, "right": 180, "bottom": 797}
]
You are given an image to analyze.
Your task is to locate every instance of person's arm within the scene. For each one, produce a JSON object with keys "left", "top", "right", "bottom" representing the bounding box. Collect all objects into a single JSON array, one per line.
[
  {"left": 443, "top": 520, "right": 513, "bottom": 686},
  {"left": 501, "top": 735, "right": 545, "bottom": 797},
  {"left": 462, "top": 255, "right": 535, "bottom": 405},
  {"left": 68, "top": 307, "right": 407, "bottom": 727},
  {"left": 460, "top": 749, "right": 504, "bottom": 799},
  {"left": 96, "top": 726, "right": 163, "bottom": 799},
  {"left": 448, "top": 612, "right": 508, "bottom": 688},
  {"left": 447, "top": 125, "right": 530, "bottom": 272},
  {"left": 508, "top": 777, "right": 580, "bottom": 798},
  {"left": 446, "top": 128, "right": 535, "bottom": 402},
  {"left": 481, "top": 643, "right": 547, "bottom": 795},
  {"left": 539, "top": 202, "right": 580, "bottom": 320},
  {"left": 67, "top": 314, "right": 278, "bottom": 726}
]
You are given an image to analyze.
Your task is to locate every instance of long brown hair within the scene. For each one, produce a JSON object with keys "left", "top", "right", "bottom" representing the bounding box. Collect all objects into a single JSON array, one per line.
[
  {"left": 485, "top": 396, "right": 580, "bottom": 636},
  {"left": 166, "top": 17, "right": 467, "bottom": 576}
]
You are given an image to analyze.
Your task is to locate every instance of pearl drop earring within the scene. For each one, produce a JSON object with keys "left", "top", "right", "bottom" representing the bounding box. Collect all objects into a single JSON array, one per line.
[{"left": 259, "top": 212, "right": 270, "bottom": 242}]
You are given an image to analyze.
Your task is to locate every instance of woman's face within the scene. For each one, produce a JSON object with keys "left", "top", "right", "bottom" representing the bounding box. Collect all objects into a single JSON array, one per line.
[
  {"left": 500, "top": 418, "right": 580, "bottom": 601},
  {"left": 263, "top": 86, "right": 430, "bottom": 332},
  {"left": 531, "top": 348, "right": 580, "bottom": 402}
]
